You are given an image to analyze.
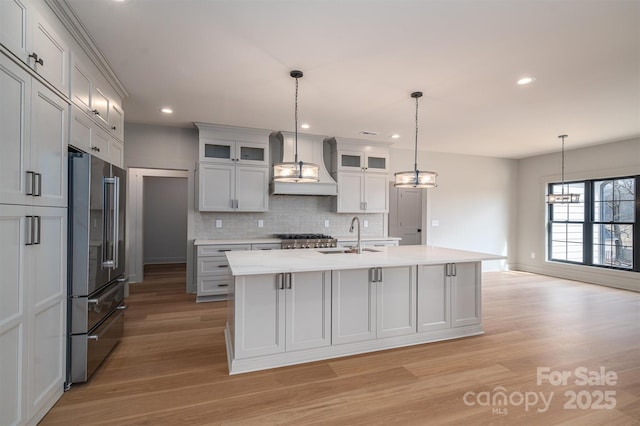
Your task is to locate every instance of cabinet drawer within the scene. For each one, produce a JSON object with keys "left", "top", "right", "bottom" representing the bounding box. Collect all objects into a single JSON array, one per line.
[
  {"left": 197, "top": 244, "right": 251, "bottom": 256},
  {"left": 198, "top": 276, "right": 232, "bottom": 295},
  {"left": 198, "top": 257, "right": 230, "bottom": 276}
]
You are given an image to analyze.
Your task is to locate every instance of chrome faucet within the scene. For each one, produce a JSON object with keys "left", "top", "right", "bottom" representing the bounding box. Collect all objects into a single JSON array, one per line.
[{"left": 349, "top": 216, "right": 362, "bottom": 254}]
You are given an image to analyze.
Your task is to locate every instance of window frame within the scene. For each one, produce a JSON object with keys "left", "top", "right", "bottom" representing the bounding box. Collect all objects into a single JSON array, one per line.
[{"left": 547, "top": 175, "right": 639, "bottom": 273}]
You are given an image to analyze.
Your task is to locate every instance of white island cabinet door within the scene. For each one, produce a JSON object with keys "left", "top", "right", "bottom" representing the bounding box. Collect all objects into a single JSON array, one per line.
[
  {"left": 417, "top": 264, "right": 451, "bottom": 332},
  {"left": 451, "top": 262, "right": 481, "bottom": 328},
  {"left": 331, "top": 268, "right": 376, "bottom": 345},
  {"left": 377, "top": 266, "right": 416, "bottom": 338},
  {"left": 234, "top": 274, "right": 285, "bottom": 359},
  {"left": 285, "top": 271, "right": 331, "bottom": 352}
]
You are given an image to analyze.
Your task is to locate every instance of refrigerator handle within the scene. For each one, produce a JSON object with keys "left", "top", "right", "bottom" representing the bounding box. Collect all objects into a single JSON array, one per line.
[
  {"left": 112, "top": 176, "right": 120, "bottom": 269},
  {"left": 102, "top": 177, "right": 115, "bottom": 268}
]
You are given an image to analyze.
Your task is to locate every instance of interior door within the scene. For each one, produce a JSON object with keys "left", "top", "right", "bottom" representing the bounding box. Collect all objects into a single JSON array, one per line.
[{"left": 389, "top": 185, "right": 422, "bottom": 245}]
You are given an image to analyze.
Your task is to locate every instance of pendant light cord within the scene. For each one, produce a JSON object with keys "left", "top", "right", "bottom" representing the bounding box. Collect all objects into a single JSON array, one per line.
[
  {"left": 414, "top": 95, "right": 419, "bottom": 172},
  {"left": 560, "top": 135, "right": 567, "bottom": 195},
  {"left": 294, "top": 75, "right": 299, "bottom": 165}
]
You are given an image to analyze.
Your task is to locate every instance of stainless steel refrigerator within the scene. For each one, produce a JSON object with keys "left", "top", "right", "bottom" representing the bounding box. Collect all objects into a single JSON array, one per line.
[{"left": 67, "top": 149, "right": 127, "bottom": 386}]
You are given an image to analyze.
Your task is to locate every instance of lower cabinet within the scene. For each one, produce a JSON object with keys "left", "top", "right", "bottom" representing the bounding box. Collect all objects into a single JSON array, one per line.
[
  {"left": 233, "top": 271, "right": 331, "bottom": 359},
  {"left": 331, "top": 266, "right": 416, "bottom": 345},
  {"left": 418, "top": 262, "right": 480, "bottom": 333},
  {"left": 0, "top": 204, "right": 66, "bottom": 426},
  {"left": 196, "top": 244, "right": 251, "bottom": 301}
]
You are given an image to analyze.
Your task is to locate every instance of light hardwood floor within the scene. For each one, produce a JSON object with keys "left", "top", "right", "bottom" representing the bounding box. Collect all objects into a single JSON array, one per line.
[{"left": 41, "top": 266, "right": 640, "bottom": 425}]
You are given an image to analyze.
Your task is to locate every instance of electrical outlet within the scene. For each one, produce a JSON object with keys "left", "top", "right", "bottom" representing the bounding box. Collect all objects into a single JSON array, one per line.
[
  {"left": 431, "top": 220, "right": 440, "bottom": 227},
  {"left": 363, "top": 220, "right": 369, "bottom": 228},
  {"left": 258, "top": 220, "right": 264, "bottom": 228},
  {"left": 215, "top": 220, "right": 222, "bottom": 228},
  {"left": 530, "top": 252, "right": 536, "bottom": 259},
  {"left": 324, "top": 220, "right": 329, "bottom": 228}
]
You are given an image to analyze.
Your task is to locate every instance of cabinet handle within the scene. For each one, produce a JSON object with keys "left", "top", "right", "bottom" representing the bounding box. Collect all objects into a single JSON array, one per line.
[
  {"left": 91, "top": 146, "right": 101, "bottom": 152},
  {"left": 452, "top": 263, "right": 457, "bottom": 277},
  {"left": 35, "top": 173, "right": 42, "bottom": 196},
  {"left": 34, "top": 216, "right": 41, "bottom": 245},
  {"left": 218, "top": 264, "right": 229, "bottom": 268},
  {"left": 276, "top": 273, "right": 284, "bottom": 290},
  {"left": 377, "top": 267, "right": 382, "bottom": 282},
  {"left": 26, "top": 171, "right": 35, "bottom": 195},
  {"left": 235, "top": 199, "right": 239, "bottom": 209},
  {"left": 445, "top": 263, "right": 450, "bottom": 277},
  {"left": 286, "top": 273, "right": 292, "bottom": 290},
  {"left": 29, "top": 52, "right": 44, "bottom": 66},
  {"left": 219, "top": 249, "right": 231, "bottom": 252},
  {"left": 217, "top": 284, "right": 229, "bottom": 287},
  {"left": 92, "top": 109, "right": 100, "bottom": 116},
  {"left": 111, "top": 126, "right": 117, "bottom": 130},
  {"left": 25, "top": 216, "right": 34, "bottom": 245}
]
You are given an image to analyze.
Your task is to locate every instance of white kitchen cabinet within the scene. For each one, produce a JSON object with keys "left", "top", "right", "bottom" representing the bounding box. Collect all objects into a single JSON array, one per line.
[
  {"left": 0, "top": 1, "right": 69, "bottom": 94},
  {"left": 108, "top": 137, "right": 124, "bottom": 168},
  {"left": 450, "top": 262, "right": 481, "bottom": 327},
  {"left": 417, "top": 264, "right": 451, "bottom": 332},
  {"left": 196, "top": 244, "right": 251, "bottom": 301},
  {"left": 70, "top": 106, "right": 123, "bottom": 167},
  {"left": 196, "top": 162, "right": 269, "bottom": 212},
  {"left": 336, "top": 150, "right": 388, "bottom": 173},
  {"left": 325, "top": 137, "right": 391, "bottom": 213},
  {"left": 233, "top": 271, "right": 331, "bottom": 359},
  {"left": 417, "top": 262, "right": 481, "bottom": 333},
  {"left": 0, "top": 0, "right": 29, "bottom": 62},
  {"left": 0, "top": 54, "right": 67, "bottom": 208},
  {"left": 336, "top": 170, "right": 388, "bottom": 213},
  {"left": 70, "top": 53, "right": 124, "bottom": 142},
  {"left": 31, "top": 8, "right": 69, "bottom": 95},
  {"left": 331, "top": 265, "right": 416, "bottom": 345},
  {"left": 0, "top": 204, "right": 66, "bottom": 426},
  {"left": 199, "top": 138, "right": 268, "bottom": 166}
]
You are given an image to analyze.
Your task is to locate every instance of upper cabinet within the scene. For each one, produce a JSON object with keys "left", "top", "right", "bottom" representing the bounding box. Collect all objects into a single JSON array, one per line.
[
  {"left": 0, "top": 54, "right": 68, "bottom": 208},
  {"left": 0, "top": 0, "right": 69, "bottom": 94},
  {"left": 325, "top": 137, "right": 393, "bottom": 213},
  {"left": 195, "top": 123, "right": 271, "bottom": 212},
  {"left": 70, "top": 54, "right": 124, "bottom": 142}
]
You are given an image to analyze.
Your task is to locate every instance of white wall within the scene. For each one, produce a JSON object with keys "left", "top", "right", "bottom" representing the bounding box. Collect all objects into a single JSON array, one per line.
[
  {"left": 143, "top": 176, "right": 188, "bottom": 264},
  {"left": 389, "top": 148, "right": 518, "bottom": 271},
  {"left": 516, "top": 137, "right": 640, "bottom": 291}
]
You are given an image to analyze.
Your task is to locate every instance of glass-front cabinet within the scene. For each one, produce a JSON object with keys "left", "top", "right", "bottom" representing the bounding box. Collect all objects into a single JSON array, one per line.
[
  {"left": 200, "top": 138, "right": 267, "bottom": 166},
  {"left": 337, "top": 150, "right": 388, "bottom": 173}
]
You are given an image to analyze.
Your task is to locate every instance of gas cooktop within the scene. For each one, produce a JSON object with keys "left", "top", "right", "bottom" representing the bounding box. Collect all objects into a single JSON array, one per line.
[{"left": 274, "top": 234, "right": 337, "bottom": 249}]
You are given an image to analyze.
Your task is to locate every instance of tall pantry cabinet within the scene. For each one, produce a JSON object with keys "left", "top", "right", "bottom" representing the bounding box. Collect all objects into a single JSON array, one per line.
[{"left": 1, "top": 0, "right": 127, "bottom": 424}]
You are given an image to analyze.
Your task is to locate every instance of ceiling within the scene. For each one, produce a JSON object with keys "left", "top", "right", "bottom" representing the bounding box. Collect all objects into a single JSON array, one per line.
[{"left": 65, "top": 0, "right": 639, "bottom": 159}]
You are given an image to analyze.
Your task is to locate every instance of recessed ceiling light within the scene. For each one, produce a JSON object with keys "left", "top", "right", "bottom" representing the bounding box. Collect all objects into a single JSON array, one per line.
[
  {"left": 517, "top": 77, "right": 535, "bottom": 85},
  {"left": 300, "top": 123, "right": 310, "bottom": 129},
  {"left": 160, "top": 107, "right": 173, "bottom": 114},
  {"left": 391, "top": 134, "right": 400, "bottom": 139}
]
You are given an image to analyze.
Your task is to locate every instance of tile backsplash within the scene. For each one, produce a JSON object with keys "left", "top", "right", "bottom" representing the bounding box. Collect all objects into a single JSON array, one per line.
[{"left": 194, "top": 195, "right": 385, "bottom": 239}]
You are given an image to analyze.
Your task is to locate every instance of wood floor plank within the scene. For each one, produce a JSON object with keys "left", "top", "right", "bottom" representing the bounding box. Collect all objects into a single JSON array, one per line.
[{"left": 40, "top": 266, "right": 640, "bottom": 425}]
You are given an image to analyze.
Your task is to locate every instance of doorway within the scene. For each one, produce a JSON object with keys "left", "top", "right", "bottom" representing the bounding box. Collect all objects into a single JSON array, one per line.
[
  {"left": 389, "top": 183, "right": 424, "bottom": 245},
  {"left": 127, "top": 168, "right": 190, "bottom": 284}
]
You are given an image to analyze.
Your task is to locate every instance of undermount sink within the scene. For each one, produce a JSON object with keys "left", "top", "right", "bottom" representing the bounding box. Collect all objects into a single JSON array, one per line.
[{"left": 318, "top": 248, "right": 382, "bottom": 254}]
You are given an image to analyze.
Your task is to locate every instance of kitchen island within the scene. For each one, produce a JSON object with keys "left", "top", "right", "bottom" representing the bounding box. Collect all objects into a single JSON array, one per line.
[{"left": 224, "top": 245, "right": 505, "bottom": 374}]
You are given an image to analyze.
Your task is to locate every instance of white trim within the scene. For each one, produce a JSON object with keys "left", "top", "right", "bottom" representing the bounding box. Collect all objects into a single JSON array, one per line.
[
  {"left": 224, "top": 322, "right": 483, "bottom": 375},
  {"left": 127, "top": 168, "right": 189, "bottom": 283},
  {"left": 513, "top": 263, "right": 639, "bottom": 292}
]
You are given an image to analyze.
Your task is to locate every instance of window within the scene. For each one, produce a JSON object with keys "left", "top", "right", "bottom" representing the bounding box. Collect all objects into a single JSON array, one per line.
[{"left": 548, "top": 176, "right": 639, "bottom": 272}]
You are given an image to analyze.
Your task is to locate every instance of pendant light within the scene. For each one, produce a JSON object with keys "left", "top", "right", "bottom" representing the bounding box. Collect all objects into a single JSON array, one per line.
[
  {"left": 394, "top": 91, "right": 437, "bottom": 188},
  {"left": 273, "top": 70, "right": 320, "bottom": 183},
  {"left": 546, "top": 134, "right": 581, "bottom": 203}
]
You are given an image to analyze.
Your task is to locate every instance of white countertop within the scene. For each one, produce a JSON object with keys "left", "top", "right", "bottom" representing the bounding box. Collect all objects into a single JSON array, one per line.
[
  {"left": 226, "top": 245, "right": 506, "bottom": 276},
  {"left": 194, "top": 238, "right": 282, "bottom": 246},
  {"left": 335, "top": 236, "right": 401, "bottom": 242}
]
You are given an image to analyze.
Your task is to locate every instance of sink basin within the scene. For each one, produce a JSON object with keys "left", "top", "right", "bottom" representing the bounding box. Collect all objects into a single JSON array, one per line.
[{"left": 318, "top": 248, "right": 381, "bottom": 254}]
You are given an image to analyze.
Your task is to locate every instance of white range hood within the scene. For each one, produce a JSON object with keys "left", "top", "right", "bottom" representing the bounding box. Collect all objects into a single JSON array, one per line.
[{"left": 269, "top": 131, "right": 337, "bottom": 196}]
